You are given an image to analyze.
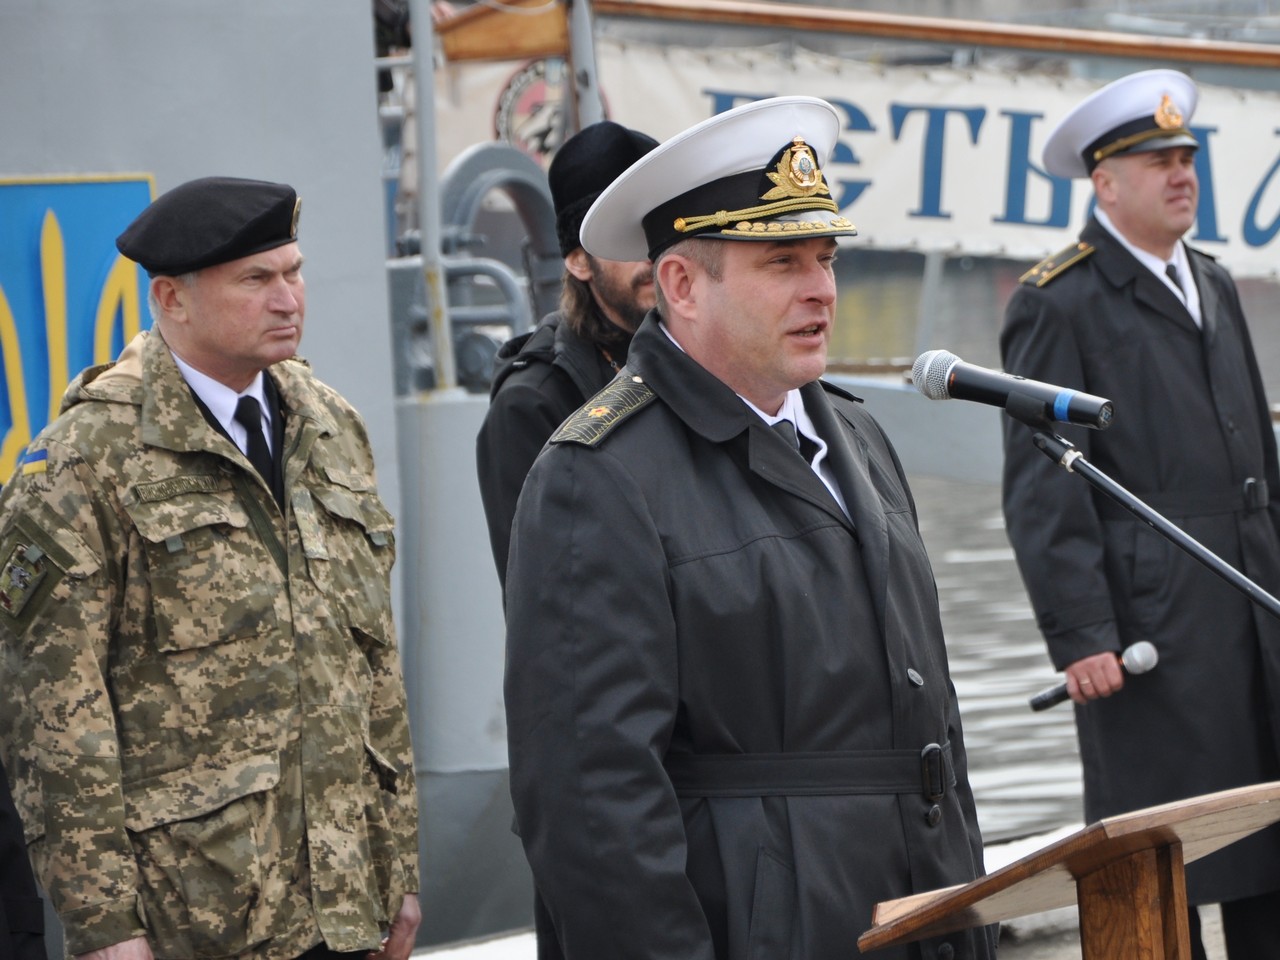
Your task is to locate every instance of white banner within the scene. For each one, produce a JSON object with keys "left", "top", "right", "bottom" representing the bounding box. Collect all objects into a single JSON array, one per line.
[{"left": 435, "top": 40, "right": 1280, "bottom": 278}]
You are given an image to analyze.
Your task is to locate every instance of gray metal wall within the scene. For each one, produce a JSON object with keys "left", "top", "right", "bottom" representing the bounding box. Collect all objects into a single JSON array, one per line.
[
  {"left": 396, "top": 392, "right": 532, "bottom": 945},
  {"left": 1, "top": 0, "right": 400, "bottom": 520}
]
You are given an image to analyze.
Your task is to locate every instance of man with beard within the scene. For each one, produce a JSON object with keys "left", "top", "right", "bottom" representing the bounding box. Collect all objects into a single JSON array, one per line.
[
  {"left": 476, "top": 120, "right": 658, "bottom": 589},
  {"left": 1001, "top": 69, "right": 1280, "bottom": 958}
]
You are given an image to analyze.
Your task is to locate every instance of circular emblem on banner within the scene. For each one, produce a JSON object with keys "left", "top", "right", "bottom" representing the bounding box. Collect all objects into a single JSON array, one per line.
[
  {"left": 494, "top": 56, "right": 599, "bottom": 170},
  {"left": 494, "top": 58, "right": 568, "bottom": 169}
]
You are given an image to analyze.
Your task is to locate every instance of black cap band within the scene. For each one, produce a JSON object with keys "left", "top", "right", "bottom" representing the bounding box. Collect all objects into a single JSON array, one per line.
[{"left": 639, "top": 138, "right": 848, "bottom": 260}]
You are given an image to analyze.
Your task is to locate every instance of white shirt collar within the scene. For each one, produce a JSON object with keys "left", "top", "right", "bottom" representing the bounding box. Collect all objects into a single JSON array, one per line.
[
  {"left": 1095, "top": 207, "right": 1201, "bottom": 326},
  {"left": 661, "top": 320, "right": 823, "bottom": 447},
  {"left": 170, "top": 351, "right": 271, "bottom": 451},
  {"left": 658, "top": 320, "right": 849, "bottom": 517},
  {"left": 748, "top": 390, "right": 847, "bottom": 516},
  {"left": 743, "top": 390, "right": 819, "bottom": 446}
]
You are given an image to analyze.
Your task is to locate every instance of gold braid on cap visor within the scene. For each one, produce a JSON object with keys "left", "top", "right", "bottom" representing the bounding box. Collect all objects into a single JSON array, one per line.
[
  {"left": 1093, "top": 125, "right": 1194, "bottom": 163},
  {"left": 641, "top": 137, "right": 858, "bottom": 255},
  {"left": 673, "top": 195, "right": 842, "bottom": 235}
]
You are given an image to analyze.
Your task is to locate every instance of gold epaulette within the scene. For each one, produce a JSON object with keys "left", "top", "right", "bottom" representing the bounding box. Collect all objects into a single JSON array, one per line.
[
  {"left": 1019, "top": 241, "right": 1096, "bottom": 288},
  {"left": 551, "top": 369, "right": 656, "bottom": 447}
]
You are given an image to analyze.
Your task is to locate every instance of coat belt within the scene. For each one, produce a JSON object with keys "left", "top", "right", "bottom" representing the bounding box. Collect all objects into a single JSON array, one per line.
[
  {"left": 664, "top": 742, "right": 954, "bottom": 800},
  {"left": 1094, "top": 478, "right": 1269, "bottom": 520}
]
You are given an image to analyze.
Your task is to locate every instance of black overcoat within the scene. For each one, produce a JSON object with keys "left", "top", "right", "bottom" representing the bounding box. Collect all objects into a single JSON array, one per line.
[
  {"left": 476, "top": 312, "right": 621, "bottom": 588},
  {"left": 478, "top": 315, "right": 630, "bottom": 959},
  {"left": 1000, "top": 216, "right": 1280, "bottom": 904},
  {"left": 505, "top": 315, "right": 995, "bottom": 960}
]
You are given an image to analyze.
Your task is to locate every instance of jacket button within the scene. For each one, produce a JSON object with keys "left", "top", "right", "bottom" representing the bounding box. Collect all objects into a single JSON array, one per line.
[
  {"left": 925, "top": 804, "right": 942, "bottom": 827},
  {"left": 907, "top": 668, "right": 924, "bottom": 686},
  {"left": 937, "top": 943, "right": 955, "bottom": 960}
]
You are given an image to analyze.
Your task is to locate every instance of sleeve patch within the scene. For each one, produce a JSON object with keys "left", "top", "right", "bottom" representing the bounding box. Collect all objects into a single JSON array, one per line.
[
  {"left": 0, "top": 518, "right": 82, "bottom": 628},
  {"left": 0, "top": 540, "right": 50, "bottom": 618},
  {"left": 19, "top": 448, "right": 47, "bottom": 476}
]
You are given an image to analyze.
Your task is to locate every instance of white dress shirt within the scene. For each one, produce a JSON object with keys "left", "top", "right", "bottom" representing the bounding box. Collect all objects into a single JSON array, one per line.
[
  {"left": 658, "top": 321, "right": 850, "bottom": 518},
  {"left": 1095, "top": 206, "right": 1202, "bottom": 327},
  {"left": 171, "top": 352, "right": 274, "bottom": 455}
]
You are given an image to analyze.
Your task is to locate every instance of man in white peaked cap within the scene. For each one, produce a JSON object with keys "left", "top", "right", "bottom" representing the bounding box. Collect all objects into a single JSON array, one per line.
[
  {"left": 504, "top": 96, "right": 996, "bottom": 960},
  {"left": 1001, "top": 69, "right": 1280, "bottom": 958}
]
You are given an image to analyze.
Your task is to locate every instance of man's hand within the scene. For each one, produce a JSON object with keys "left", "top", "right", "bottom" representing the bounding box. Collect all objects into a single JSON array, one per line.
[
  {"left": 1065, "top": 651, "right": 1125, "bottom": 704},
  {"left": 77, "top": 936, "right": 153, "bottom": 960},
  {"left": 366, "top": 894, "right": 421, "bottom": 960}
]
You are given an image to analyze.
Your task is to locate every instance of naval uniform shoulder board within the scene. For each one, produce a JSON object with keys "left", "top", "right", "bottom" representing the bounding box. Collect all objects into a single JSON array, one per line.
[
  {"left": 551, "top": 368, "right": 656, "bottom": 447},
  {"left": 1019, "top": 241, "right": 1096, "bottom": 288}
]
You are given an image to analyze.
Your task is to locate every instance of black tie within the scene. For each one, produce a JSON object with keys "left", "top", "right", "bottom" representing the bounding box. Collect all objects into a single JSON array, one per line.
[
  {"left": 234, "top": 395, "right": 273, "bottom": 484},
  {"left": 771, "top": 419, "right": 820, "bottom": 465},
  {"left": 1166, "top": 262, "right": 1184, "bottom": 295}
]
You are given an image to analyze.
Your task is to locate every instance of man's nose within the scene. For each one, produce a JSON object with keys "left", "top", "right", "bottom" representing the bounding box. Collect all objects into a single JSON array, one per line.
[
  {"left": 806, "top": 261, "right": 837, "bottom": 304},
  {"left": 1172, "top": 161, "right": 1197, "bottom": 186},
  {"left": 268, "top": 277, "right": 301, "bottom": 312}
]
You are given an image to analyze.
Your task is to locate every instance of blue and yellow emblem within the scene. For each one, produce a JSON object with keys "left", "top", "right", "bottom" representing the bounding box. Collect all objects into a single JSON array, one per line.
[
  {"left": 0, "top": 174, "right": 154, "bottom": 482},
  {"left": 19, "top": 447, "right": 47, "bottom": 476}
]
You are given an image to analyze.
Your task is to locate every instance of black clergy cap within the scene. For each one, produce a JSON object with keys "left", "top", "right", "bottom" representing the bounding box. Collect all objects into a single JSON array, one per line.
[
  {"left": 116, "top": 176, "right": 302, "bottom": 276},
  {"left": 549, "top": 121, "right": 659, "bottom": 258}
]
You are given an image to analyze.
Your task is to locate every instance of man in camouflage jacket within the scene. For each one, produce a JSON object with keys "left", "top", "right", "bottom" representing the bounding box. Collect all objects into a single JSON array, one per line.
[{"left": 0, "top": 177, "right": 419, "bottom": 960}]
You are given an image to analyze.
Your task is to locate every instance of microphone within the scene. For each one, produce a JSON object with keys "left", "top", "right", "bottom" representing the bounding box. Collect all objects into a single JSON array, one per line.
[
  {"left": 912, "top": 349, "right": 1115, "bottom": 430},
  {"left": 1028, "top": 641, "right": 1159, "bottom": 711}
]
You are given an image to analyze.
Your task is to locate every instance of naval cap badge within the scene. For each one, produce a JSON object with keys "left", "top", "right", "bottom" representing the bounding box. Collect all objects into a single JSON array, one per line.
[
  {"left": 1155, "top": 94, "right": 1183, "bottom": 130},
  {"left": 762, "top": 137, "right": 829, "bottom": 200}
]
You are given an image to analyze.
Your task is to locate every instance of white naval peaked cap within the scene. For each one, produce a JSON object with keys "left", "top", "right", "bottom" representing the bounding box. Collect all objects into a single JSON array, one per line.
[
  {"left": 580, "top": 96, "right": 858, "bottom": 262},
  {"left": 1042, "top": 69, "right": 1200, "bottom": 179}
]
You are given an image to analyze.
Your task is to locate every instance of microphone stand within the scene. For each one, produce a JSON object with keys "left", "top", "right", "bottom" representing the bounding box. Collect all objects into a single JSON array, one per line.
[{"left": 1005, "top": 393, "right": 1280, "bottom": 622}]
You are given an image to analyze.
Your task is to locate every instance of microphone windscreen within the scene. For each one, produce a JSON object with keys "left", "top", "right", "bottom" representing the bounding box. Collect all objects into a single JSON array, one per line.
[
  {"left": 1121, "top": 640, "right": 1159, "bottom": 675},
  {"left": 912, "top": 350, "right": 960, "bottom": 402}
]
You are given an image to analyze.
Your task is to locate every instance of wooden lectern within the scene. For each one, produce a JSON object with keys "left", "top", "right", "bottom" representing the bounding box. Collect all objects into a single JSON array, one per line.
[{"left": 859, "top": 782, "right": 1280, "bottom": 959}]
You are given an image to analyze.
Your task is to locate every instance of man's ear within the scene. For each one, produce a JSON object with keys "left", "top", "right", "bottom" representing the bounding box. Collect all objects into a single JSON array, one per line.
[
  {"left": 1091, "top": 164, "right": 1115, "bottom": 206},
  {"left": 564, "top": 248, "right": 593, "bottom": 283},
  {"left": 151, "top": 276, "right": 187, "bottom": 321},
  {"left": 655, "top": 255, "right": 695, "bottom": 318}
]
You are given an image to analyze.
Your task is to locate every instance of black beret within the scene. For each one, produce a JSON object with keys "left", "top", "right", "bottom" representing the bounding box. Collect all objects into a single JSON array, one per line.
[
  {"left": 549, "top": 121, "right": 658, "bottom": 258},
  {"left": 116, "top": 176, "right": 301, "bottom": 277}
]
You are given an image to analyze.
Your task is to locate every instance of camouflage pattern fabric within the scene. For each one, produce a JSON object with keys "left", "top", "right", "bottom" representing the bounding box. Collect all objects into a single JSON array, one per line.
[{"left": 0, "top": 330, "right": 419, "bottom": 960}]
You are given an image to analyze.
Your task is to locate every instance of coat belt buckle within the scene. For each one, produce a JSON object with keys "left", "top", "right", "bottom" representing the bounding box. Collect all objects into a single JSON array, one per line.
[
  {"left": 1244, "top": 477, "right": 1269, "bottom": 511},
  {"left": 920, "top": 743, "right": 946, "bottom": 801}
]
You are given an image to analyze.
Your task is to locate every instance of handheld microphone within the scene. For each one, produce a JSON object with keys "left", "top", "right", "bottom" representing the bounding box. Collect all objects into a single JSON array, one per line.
[
  {"left": 1028, "top": 641, "right": 1159, "bottom": 711},
  {"left": 912, "top": 349, "right": 1115, "bottom": 430}
]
